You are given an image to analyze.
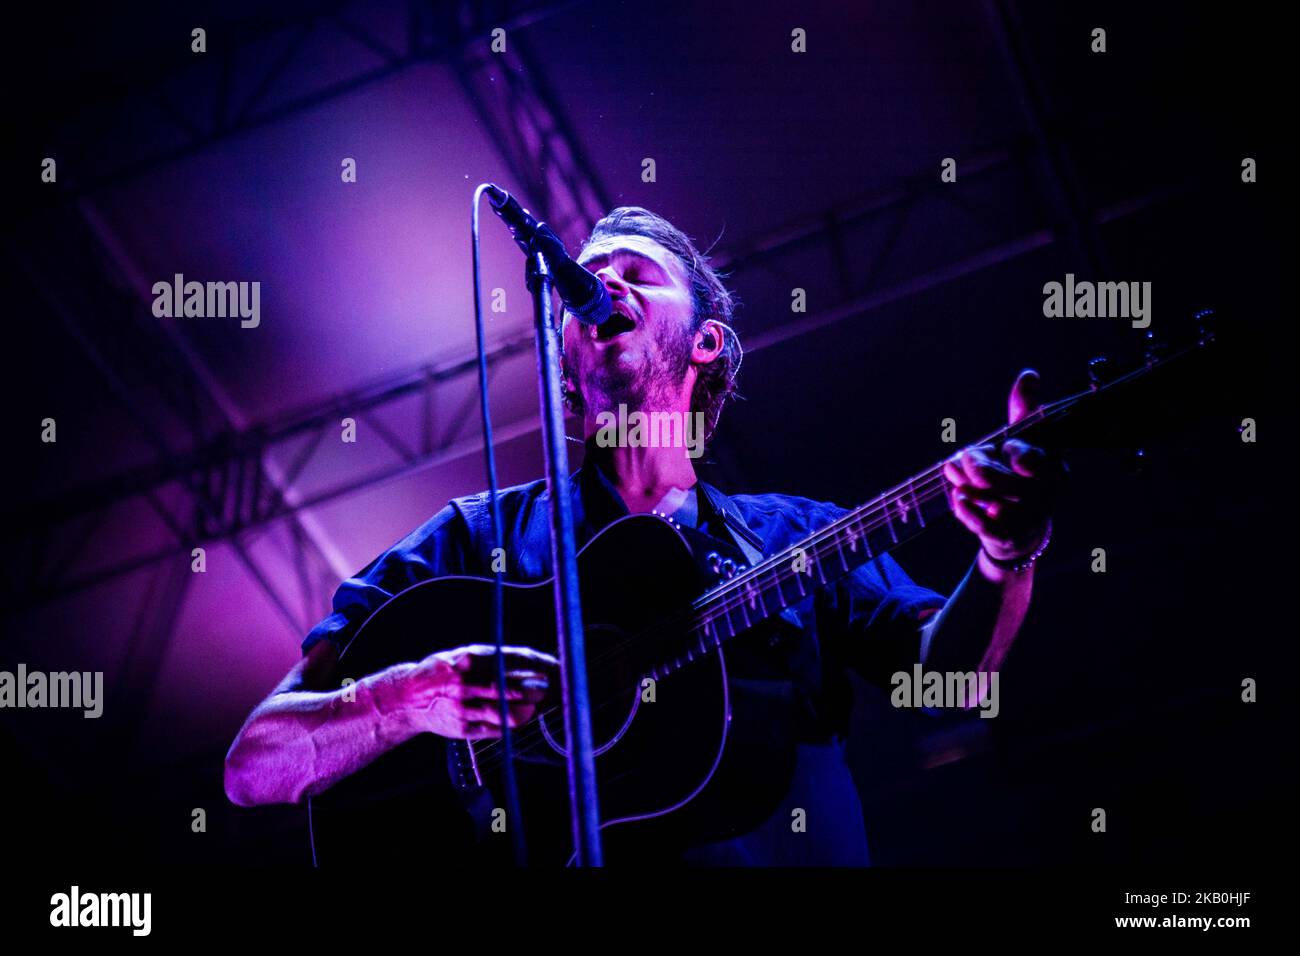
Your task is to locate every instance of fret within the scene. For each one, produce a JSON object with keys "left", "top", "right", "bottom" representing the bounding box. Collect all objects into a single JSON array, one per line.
[
  {"left": 692, "top": 451, "right": 998, "bottom": 652},
  {"left": 688, "top": 498, "right": 930, "bottom": 654},
  {"left": 723, "top": 605, "right": 740, "bottom": 638}
]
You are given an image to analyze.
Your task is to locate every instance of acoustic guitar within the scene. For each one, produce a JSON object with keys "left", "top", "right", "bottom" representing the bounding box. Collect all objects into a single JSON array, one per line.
[{"left": 307, "top": 314, "right": 1217, "bottom": 865}]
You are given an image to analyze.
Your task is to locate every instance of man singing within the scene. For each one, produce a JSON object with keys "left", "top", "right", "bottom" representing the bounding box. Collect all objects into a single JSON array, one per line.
[{"left": 225, "top": 207, "right": 1060, "bottom": 865}]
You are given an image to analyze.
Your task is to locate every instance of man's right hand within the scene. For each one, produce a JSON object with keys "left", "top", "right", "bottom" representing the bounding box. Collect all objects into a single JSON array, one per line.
[{"left": 390, "top": 644, "right": 559, "bottom": 740}]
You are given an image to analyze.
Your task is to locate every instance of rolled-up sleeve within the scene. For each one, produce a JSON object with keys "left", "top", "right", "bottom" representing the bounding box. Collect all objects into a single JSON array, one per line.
[{"left": 836, "top": 551, "right": 948, "bottom": 690}]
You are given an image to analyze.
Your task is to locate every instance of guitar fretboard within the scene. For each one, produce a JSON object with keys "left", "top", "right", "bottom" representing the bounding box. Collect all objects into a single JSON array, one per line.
[{"left": 646, "top": 411, "right": 1048, "bottom": 680}]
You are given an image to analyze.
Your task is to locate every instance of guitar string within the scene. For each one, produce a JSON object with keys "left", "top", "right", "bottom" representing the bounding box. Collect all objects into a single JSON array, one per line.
[
  {"left": 466, "top": 469, "right": 959, "bottom": 769},
  {"left": 491, "top": 399, "right": 1053, "bottom": 702},
  {"left": 442, "top": 339, "right": 1208, "bottom": 769},
  {"left": 572, "top": 398, "right": 1055, "bottom": 656},
  {"left": 464, "top": 393, "right": 1082, "bottom": 768},
  {"left": 649, "top": 398, "right": 1064, "bottom": 633},
  {"left": 472, "top": 398, "right": 1043, "bottom": 725}
]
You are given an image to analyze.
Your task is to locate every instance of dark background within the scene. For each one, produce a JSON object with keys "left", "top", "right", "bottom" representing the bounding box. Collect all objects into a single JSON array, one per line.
[{"left": 1, "top": 1, "right": 1288, "bottom": 868}]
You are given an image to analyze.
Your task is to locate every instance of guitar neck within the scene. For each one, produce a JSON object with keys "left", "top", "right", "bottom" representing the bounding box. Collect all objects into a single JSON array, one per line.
[
  {"left": 652, "top": 402, "right": 1082, "bottom": 677},
  {"left": 642, "top": 314, "right": 1217, "bottom": 682},
  {"left": 657, "top": 422, "right": 1021, "bottom": 675}
]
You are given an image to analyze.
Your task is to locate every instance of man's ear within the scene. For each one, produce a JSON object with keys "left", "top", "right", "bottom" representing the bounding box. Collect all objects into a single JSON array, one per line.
[
  {"left": 559, "top": 355, "right": 583, "bottom": 412},
  {"left": 692, "top": 319, "right": 725, "bottom": 364}
]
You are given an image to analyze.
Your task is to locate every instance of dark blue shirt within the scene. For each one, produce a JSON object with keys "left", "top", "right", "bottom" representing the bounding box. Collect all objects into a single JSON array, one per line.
[{"left": 304, "top": 450, "right": 948, "bottom": 865}]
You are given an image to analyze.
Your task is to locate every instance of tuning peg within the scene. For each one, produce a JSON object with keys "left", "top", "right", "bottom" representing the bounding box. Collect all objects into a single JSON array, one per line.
[
  {"left": 1087, "top": 354, "right": 1109, "bottom": 392},
  {"left": 1195, "top": 308, "right": 1217, "bottom": 347},
  {"left": 1143, "top": 329, "right": 1166, "bottom": 368},
  {"left": 721, "top": 558, "right": 737, "bottom": 579},
  {"left": 706, "top": 552, "right": 723, "bottom": 575}
]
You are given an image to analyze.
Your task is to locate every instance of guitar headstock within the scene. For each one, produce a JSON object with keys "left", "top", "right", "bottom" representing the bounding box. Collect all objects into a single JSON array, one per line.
[
  {"left": 1087, "top": 308, "right": 1217, "bottom": 385},
  {"left": 1015, "top": 308, "right": 1220, "bottom": 451}
]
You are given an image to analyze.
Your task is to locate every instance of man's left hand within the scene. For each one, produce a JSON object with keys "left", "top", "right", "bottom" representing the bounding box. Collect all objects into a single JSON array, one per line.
[{"left": 942, "top": 369, "right": 1064, "bottom": 565}]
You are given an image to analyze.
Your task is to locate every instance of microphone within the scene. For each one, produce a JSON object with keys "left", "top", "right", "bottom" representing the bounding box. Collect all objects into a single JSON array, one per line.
[{"left": 484, "top": 185, "right": 612, "bottom": 326}]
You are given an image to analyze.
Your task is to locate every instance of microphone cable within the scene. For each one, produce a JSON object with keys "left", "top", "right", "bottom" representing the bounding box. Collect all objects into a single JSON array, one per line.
[{"left": 471, "top": 183, "right": 527, "bottom": 865}]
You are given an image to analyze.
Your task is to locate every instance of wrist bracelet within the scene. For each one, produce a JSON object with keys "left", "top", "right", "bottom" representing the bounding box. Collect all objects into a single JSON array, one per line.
[{"left": 983, "top": 519, "right": 1052, "bottom": 573}]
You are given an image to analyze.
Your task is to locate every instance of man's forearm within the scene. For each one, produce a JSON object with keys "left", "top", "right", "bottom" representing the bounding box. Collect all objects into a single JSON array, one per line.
[
  {"left": 224, "top": 663, "right": 422, "bottom": 807},
  {"left": 920, "top": 551, "right": 1034, "bottom": 674}
]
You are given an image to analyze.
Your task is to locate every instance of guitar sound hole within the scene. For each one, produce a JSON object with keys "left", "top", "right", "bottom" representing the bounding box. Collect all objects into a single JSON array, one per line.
[{"left": 537, "top": 624, "right": 642, "bottom": 757}]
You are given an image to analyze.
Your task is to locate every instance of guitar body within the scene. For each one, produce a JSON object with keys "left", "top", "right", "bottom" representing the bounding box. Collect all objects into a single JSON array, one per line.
[{"left": 309, "top": 514, "right": 799, "bottom": 866}]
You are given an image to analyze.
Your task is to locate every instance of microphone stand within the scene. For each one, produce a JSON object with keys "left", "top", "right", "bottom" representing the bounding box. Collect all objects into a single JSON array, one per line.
[{"left": 524, "top": 247, "right": 604, "bottom": 867}]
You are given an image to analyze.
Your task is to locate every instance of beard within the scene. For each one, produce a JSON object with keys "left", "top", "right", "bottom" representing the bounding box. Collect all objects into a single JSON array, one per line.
[{"left": 567, "top": 318, "right": 695, "bottom": 418}]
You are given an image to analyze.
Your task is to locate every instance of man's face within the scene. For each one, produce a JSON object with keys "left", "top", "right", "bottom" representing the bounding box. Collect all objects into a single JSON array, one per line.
[{"left": 563, "top": 234, "right": 697, "bottom": 415}]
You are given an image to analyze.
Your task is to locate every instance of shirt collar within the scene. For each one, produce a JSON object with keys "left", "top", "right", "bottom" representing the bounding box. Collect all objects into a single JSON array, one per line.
[
  {"left": 573, "top": 437, "right": 632, "bottom": 536},
  {"left": 570, "top": 437, "right": 764, "bottom": 556},
  {"left": 572, "top": 435, "right": 721, "bottom": 530}
]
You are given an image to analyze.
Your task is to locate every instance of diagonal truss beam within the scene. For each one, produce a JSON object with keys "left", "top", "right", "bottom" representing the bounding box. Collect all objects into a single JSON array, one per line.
[{"left": 31, "top": 0, "right": 583, "bottom": 205}]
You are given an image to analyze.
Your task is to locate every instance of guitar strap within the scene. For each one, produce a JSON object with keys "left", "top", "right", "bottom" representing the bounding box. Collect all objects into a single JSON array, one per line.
[
  {"left": 697, "top": 480, "right": 767, "bottom": 566},
  {"left": 698, "top": 480, "right": 811, "bottom": 633}
]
